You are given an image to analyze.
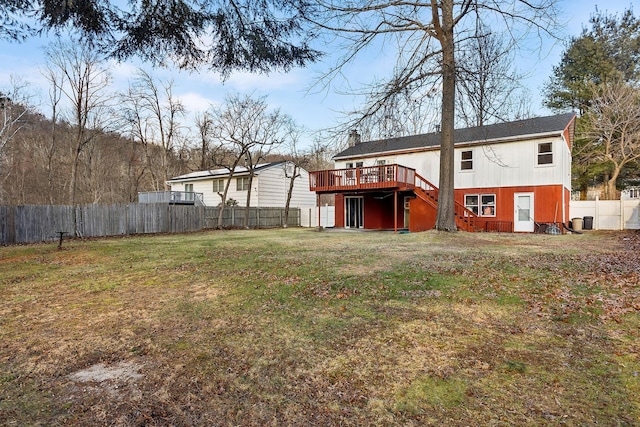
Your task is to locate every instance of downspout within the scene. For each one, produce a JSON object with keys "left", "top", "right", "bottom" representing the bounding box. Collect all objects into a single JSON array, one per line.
[
  {"left": 562, "top": 132, "right": 569, "bottom": 227},
  {"left": 562, "top": 138, "right": 566, "bottom": 227}
]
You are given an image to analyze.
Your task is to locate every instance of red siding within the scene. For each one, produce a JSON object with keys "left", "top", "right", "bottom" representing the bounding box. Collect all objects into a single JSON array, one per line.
[
  {"left": 455, "top": 184, "right": 567, "bottom": 224},
  {"left": 408, "top": 198, "right": 437, "bottom": 232},
  {"left": 335, "top": 194, "right": 345, "bottom": 228},
  {"left": 332, "top": 184, "right": 567, "bottom": 232}
]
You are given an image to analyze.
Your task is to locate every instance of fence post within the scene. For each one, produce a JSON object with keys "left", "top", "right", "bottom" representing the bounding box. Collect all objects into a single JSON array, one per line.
[
  {"left": 594, "top": 196, "right": 599, "bottom": 230},
  {"left": 8, "top": 206, "right": 16, "bottom": 244}
]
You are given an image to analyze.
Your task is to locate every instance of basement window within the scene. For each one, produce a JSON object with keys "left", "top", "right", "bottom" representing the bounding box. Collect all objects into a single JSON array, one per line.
[
  {"left": 465, "top": 194, "right": 496, "bottom": 216},
  {"left": 537, "top": 142, "right": 553, "bottom": 165},
  {"left": 461, "top": 150, "right": 473, "bottom": 170},
  {"left": 481, "top": 194, "right": 496, "bottom": 216},
  {"left": 464, "top": 195, "right": 479, "bottom": 215}
]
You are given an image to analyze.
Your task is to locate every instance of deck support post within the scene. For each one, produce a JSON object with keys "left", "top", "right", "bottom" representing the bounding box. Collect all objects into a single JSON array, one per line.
[
  {"left": 394, "top": 190, "right": 398, "bottom": 234},
  {"left": 317, "top": 194, "right": 321, "bottom": 229}
]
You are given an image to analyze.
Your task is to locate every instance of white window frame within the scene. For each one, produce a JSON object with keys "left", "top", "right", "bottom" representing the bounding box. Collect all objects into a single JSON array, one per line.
[
  {"left": 480, "top": 194, "right": 496, "bottom": 217},
  {"left": 537, "top": 142, "right": 553, "bottom": 166},
  {"left": 465, "top": 193, "right": 496, "bottom": 217},
  {"left": 464, "top": 194, "right": 479, "bottom": 215},
  {"left": 184, "top": 183, "right": 193, "bottom": 192},
  {"left": 460, "top": 150, "right": 473, "bottom": 171},
  {"left": 236, "top": 176, "right": 249, "bottom": 191},
  {"left": 212, "top": 179, "right": 225, "bottom": 193}
]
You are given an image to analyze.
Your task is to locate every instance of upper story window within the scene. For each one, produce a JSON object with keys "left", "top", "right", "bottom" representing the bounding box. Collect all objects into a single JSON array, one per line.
[
  {"left": 236, "top": 176, "right": 249, "bottom": 191},
  {"left": 355, "top": 161, "right": 364, "bottom": 168},
  {"left": 185, "top": 183, "right": 193, "bottom": 192},
  {"left": 346, "top": 162, "right": 353, "bottom": 169},
  {"left": 213, "top": 179, "right": 225, "bottom": 193},
  {"left": 461, "top": 150, "right": 473, "bottom": 170},
  {"left": 376, "top": 160, "right": 386, "bottom": 166},
  {"left": 537, "top": 142, "right": 553, "bottom": 165}
]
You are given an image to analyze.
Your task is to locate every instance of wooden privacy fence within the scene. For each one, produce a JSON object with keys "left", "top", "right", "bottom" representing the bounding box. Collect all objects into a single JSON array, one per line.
[{"left": 0, "top": 204, "right": 301, "bottom": 244}]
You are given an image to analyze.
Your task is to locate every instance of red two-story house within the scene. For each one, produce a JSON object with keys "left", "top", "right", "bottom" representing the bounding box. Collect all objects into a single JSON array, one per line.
[{"left": 309, "top": 113, "right": 576, "bottom": 232}]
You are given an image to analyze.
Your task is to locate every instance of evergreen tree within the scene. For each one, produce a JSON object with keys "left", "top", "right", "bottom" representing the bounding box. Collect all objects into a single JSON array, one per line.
[
  {"left": 544, "top": 8, "right": 640, "bottom": 114},
  {"left": 0, "top": 0, "right": 320, "bottom": 75}
]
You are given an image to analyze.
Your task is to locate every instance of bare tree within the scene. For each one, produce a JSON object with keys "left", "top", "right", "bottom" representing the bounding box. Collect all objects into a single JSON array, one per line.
[
  {"left": 304, "top": 1, "right": 560, "bottom": 231},
  {"left": 121, "top": 69, "right": 186, "bottom": 190},
  {"left": 0, "top": 78, "right": 31, "bottom": 156},
  {"left": 40, "top": 66, "right": 65, "bottom": 204},
  {"left": 582, "top": 80, "right": 640, "bottom": 200},
  {"left": 456, "top": 23, "right": 532, "bottom": 127},
  {"left": 355, "top": 86, "right": 441, "bottom": 141},
  {"left": 0, "top": 76, "right": 33, "bottom": 204},
  {"left": 194, "top": 111, "right": 215, "bottom": 171},
  {"left": 209, "top": 93, "right": 288, "bottom": 228},
  {"left": 280, "top": 123, "right": 310, "bottom": 227},
  {"left": 44, "top": 39, "right": 114, "bottom": 213}
]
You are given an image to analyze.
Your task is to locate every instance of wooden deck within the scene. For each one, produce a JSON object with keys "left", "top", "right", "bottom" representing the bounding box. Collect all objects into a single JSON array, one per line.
[
  {"left": 309, "top": 164, "right": 416, "bottom": 193},
  {"left": 138, "top": 191, "right": 205, "bottom": 206},
  {"left": 309, "top": 164, "right": 482, "bottom": 232}
]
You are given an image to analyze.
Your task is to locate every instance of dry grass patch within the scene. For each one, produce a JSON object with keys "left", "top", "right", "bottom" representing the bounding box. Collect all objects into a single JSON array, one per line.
[{"left": 1, "top": 229, "right": 639, "bottom": 425}]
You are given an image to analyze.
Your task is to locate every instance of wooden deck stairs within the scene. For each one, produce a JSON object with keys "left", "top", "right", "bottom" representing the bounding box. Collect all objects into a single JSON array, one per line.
[{"left": 413, "top": 173, "right": 480, "bottom": 232}]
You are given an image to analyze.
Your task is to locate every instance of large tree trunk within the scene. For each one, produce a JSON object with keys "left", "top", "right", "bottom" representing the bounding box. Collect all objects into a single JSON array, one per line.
[
  {"left": 435, "top": 0, "right": 457, "bottom": 232},
  {"left": 605, "top": 169, "right": 620, "bottom": 200}
]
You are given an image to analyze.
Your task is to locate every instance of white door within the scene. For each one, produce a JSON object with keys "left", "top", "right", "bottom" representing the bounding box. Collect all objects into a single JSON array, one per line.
[{"left": 514, "top": 192, "right": 534, "bottom": 232}]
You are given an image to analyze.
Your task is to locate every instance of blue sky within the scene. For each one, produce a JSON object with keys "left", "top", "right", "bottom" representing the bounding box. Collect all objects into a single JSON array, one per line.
[{"left": 0, "top": 1, "right": 635, "bottom": 147}]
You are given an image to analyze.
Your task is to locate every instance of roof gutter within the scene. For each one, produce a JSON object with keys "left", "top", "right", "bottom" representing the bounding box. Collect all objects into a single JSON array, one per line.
[{"left": 167, "top": 169, "right": 257, "bottom": 184}]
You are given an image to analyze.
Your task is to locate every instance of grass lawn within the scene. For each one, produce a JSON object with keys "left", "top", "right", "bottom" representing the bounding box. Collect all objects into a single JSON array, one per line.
[{"left": 1, "top": 228, "right": 639, "bottom": 426}]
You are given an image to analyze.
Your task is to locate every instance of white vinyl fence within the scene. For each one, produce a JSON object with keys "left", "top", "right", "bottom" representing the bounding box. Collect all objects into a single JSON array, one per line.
[
  {"left": 301, "top": 205, "right": 335, "bottom": 228},
  {"left": 570, "top": 199, "right": 640, "bottom": 230}
]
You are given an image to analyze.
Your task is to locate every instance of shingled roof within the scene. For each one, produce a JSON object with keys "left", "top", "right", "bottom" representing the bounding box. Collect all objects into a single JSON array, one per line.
[
  {"left": 334, "top": 113, "right": 576, "bottom": 160},
  {"left": 168, "top": 161, "right": 286, "bottom": 183}
]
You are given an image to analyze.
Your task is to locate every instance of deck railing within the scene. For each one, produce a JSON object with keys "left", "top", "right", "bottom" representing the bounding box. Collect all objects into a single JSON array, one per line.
[
  {"left": 310, "top": 164, "right": 481, "bottom": 231},
  {"left": 138, "top": 191, "right": 205, "bottom": 206},
  {"left": 309, "top": 164, "right": 416, "bottom": 192}
]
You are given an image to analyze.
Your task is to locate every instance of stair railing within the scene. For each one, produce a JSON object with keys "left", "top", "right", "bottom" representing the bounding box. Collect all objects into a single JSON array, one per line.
[{"left": 414, "top": 173, "right": 479, "bottom": 231}]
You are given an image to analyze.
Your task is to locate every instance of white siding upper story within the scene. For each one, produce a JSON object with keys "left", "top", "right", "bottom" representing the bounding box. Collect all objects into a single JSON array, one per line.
[
  {"left": 167, "top": 162, "right": 316, "bottom": 208},
  {"left": 256, "top": 163, "right": 316, "bottom": 208},
  {"left": 334, "top": 134, "right": 572, "bottom": 191}
]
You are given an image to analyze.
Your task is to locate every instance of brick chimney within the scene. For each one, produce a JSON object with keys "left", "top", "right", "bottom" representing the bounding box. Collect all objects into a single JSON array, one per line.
[{"left": 348, "top": 130, "right": 361, "bottom": 147}]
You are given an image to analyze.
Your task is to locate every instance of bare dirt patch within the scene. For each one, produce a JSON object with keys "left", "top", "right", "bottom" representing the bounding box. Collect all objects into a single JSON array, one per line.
[{"left": 68, "top": 361, "right": 143, "bottom": 383}]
